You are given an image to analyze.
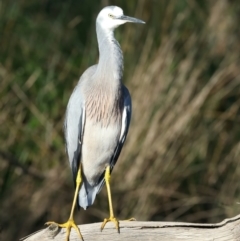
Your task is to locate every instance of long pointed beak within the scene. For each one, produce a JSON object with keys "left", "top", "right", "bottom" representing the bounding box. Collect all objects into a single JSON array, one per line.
[{"left": 118, "top": 15, "right": 145, "bottom": 24}]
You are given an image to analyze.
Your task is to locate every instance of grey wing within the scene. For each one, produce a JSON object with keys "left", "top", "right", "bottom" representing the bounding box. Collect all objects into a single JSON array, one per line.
[
  {"left": 64, "top": 86, "right": 85, "bottom": 186},
  {"left": 64, "top": 65, "right": 96, "bottom": 186},
  {"left": 97, "top": 85, "right": 132, "bottom": 193}
]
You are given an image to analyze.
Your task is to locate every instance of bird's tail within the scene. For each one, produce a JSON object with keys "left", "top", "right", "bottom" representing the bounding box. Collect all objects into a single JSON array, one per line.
[{"left": 78, "top": 180, "right": 99, "bottom": 210}]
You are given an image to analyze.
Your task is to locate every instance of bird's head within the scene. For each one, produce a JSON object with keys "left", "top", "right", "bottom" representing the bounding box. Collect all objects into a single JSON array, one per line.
[{"left": 97, "top": 6, "right": 145, "bottom": 30}]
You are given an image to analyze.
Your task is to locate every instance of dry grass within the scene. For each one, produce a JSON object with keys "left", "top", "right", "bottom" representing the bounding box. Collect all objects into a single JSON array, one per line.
[{"left": 1, "top": 0, "right": 240, "bottom": 240}]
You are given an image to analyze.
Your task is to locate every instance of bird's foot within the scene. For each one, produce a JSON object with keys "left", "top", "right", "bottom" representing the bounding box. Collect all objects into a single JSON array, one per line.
[
  {"left": 45, "top": 219, "right": 83, "bottom": 241},
  {"left": 100, "top": 216, "right": 135, "bottom": 233},
  {"left": 100, "top": 216, "right": 120, "bottom": 233}
]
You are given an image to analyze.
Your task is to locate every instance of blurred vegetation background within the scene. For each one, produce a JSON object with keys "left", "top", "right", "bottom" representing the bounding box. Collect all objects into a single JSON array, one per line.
[{"left": 1, "top": 0, "right": 240, "bottom": 240}]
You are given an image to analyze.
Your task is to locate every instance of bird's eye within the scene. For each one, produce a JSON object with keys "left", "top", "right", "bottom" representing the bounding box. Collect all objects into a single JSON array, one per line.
[{"left": 108, "top": 14, "right": 114, "bottom": 18}]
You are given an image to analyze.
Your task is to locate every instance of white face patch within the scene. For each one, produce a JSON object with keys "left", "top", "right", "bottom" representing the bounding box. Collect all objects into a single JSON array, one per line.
[{"left": 97, "top": 6, "right": 126, "bottom": 30}]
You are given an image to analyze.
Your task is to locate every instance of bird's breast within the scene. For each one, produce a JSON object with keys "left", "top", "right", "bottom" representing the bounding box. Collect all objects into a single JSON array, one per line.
[
  {"left": 81, "top": 117, "right": 121, "bottom": 186},
  {"left": 82, "top": 85, "right": 123, "bottom": 185},
  {"left": 85, "top": 86, "right": 122, "bottom": 127}
]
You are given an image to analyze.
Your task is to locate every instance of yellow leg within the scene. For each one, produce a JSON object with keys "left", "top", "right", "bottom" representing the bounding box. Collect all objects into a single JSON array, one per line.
[
  {"left": 100, "top": 166, "right": 120, "bottom": 232},
  {"left": 46, "top": 164, "right": 83, "bottom": 241},
  {"left": 100, "top": 166, "right": 136, "bottom": 233}
]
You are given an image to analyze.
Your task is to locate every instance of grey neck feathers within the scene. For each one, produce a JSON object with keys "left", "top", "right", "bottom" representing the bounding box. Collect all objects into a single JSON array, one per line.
[
  {"left": 84, "top": 24, "right": 123, "bottom": 126},
  {"left": 95, "top": 24, "right": 123, "bottom": 84}
]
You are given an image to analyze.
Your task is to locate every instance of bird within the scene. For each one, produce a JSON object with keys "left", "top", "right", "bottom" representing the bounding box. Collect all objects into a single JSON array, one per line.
[{"left": 46, "top": 6, "right": 145, "bottom": 241}]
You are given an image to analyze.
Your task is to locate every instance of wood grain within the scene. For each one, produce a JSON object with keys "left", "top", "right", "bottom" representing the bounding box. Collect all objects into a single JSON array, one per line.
[{"left": 22, "top": 214, "right": 240, "bottom": 241}]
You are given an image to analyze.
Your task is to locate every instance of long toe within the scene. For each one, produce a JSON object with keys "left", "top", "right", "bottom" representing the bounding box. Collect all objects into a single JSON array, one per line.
[
  {"left": 100, "top": 217, "right": 119, "bottom": 233},
  {"left": 122, "top": 217, "right": 136, "bottom": 221}
]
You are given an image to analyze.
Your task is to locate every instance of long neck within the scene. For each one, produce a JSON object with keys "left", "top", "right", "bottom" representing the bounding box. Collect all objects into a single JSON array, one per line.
[
  {"left": 84, "top": 25, "right": 123, "bottom": 126},
  {"left": 95, "top": 24, "right": 123, "bottom": 84}
]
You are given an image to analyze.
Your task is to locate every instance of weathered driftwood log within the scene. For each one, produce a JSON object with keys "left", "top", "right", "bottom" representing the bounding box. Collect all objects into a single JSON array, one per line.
[{"left": 22, "top": 214, "right": 240, "bottom": 241}]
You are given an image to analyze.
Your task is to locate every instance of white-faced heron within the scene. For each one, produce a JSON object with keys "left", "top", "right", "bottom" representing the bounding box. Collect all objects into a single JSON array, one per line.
[{"left": 46, "top": 6, "right": 145, "bottom": 240}]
